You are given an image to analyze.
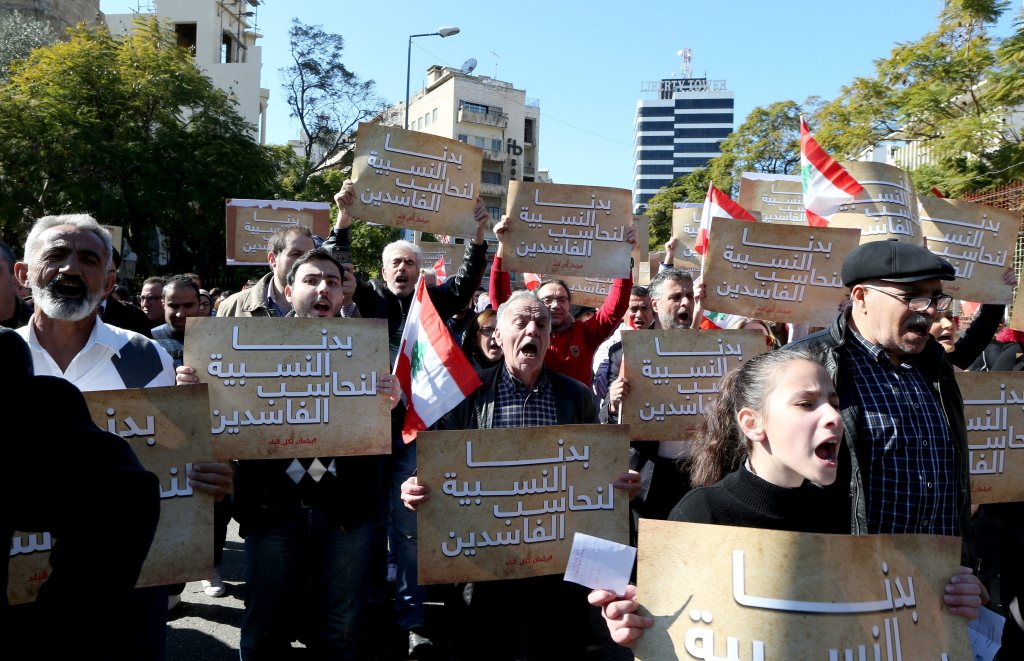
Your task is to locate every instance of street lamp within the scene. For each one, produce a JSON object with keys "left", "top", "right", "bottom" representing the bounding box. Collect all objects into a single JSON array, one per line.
[{"left": 405, "top": 26, "right": 460, "bottom": 129}]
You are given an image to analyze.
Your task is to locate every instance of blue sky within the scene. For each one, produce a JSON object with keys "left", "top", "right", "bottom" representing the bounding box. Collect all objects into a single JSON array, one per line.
[{"left": 101, "top": 1, "right": 1018, "bottom": 190}]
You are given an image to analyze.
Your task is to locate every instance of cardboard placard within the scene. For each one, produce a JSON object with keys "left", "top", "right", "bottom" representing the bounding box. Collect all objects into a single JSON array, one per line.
[
  {"left": 671, "top": 205, "right": 703, "bottom": 271},
  {"left": 224, "top": 199, "right": 331, "bottom": 266},
  {"left": 100, "top": 224, "right": 123, "bottom": 253},
  {"left": 619, "top": 330, "right": 767, "bottom": 441},
  {"left": 633, "top": 216, "right": 649, "bottom": 283},
  {"left": 416, "top": 424, "right": 630, "bottom": 584},
  {"left": 829, "top": 161, "right": 921, "bottom": 242},
  {"left": 703, "top": 218, "right": 862, "bottom": 327},
  {"left": 415, "top": 241, "right": 462, "bottom": 270},
  {"left": 183, "top": 317, "right": 391, "bottom": 460},
  {"left": 919, "top": 197, "right": 1016, "bottom": 304},
  {"left": 957, "top": 372, "right": 1024, "bottom": 504},
  {"left": 351, "top": 122, "right": 484, "bottom": 237},
  {"left": 7, "top": 386, "right": 215, "bottom": 605},
  {"left": 501, "top": 182, "right": 633, "bottom": 278},
  {"left": 560, "top": 276, "right": 618, "bottom": 308},
  {"left": 737, "top": 173, "right": 806, "bottom": 224},
  {"left": 633, "top": 520, "right": 969, "bottom": 661}
]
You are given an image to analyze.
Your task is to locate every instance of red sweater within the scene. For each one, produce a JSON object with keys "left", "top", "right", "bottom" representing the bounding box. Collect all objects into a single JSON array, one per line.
[{"left": 489, "top": 257, "right": 630, "bottom": 385}]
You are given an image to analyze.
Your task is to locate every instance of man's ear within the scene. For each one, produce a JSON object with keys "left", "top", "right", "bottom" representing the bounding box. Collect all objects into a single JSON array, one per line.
[
  {"left": 13, "top": 261, "right": 28, "bottom": 288},
  {"left": 284, "top": 284, "right": 293, "bottom": 304},
  {"left": 102, "top": 269, "right": 116, "bottom": 298},
  {"left": 267, "top": 251, "right": 278, "bottom": 270},
  {"left": 737, "top": 407, "right": 765, "bottom": 443}
]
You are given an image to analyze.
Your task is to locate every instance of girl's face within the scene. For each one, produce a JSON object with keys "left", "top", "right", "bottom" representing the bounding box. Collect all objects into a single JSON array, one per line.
[
  {"left": 478, "top": 318, "right": 502, "bottom": 360},
  {"left": 740, "top": 359, "right": 843, "bottom": 488}
]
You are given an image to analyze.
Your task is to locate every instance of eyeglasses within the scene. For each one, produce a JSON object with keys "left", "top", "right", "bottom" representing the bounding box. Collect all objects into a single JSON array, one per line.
[
  {"left": 540, "top": 295, "right": 570, "bottom": 306},
  {"left": 862, "top": 285, "right": 953, "bottom": 312},
  {"left": 479, "top": 326, "right": 496, "bottom": 336}
]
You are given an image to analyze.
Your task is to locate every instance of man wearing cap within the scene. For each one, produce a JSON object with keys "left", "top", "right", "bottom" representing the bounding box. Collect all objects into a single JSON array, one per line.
[{"left": 792, "top": 240, "right": 979, "bottom": 543}]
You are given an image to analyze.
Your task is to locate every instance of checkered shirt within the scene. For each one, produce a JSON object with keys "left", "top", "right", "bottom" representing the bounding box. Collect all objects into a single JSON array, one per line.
[
  {"left": 843, "top": 330, "right": 960, "bottom": 535},
  {"left": 492, "top": 366, "right": 558, "bottom": 429}
]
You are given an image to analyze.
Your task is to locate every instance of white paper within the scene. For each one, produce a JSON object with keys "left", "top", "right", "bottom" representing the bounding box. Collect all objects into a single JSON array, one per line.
[
  {"left": 968, "top": 606, "right": 1005, "bottom": 661},
  {"left": 563, "top": 531, "right": 636, "bottom": 595}
]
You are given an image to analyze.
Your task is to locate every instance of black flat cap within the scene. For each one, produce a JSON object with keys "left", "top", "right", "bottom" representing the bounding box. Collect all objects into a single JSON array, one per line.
[{"left": 841, "top": 239, "right": 956, "bottom": 287}]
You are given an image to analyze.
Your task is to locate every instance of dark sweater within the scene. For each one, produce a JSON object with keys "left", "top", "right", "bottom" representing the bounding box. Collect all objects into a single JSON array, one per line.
[{"left": 668, "top": 466, "right": 846, "bottom": 534}]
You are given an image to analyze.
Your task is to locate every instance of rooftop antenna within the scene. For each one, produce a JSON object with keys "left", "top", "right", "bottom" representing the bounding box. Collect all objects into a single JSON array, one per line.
[
  {"left": 489, "top": 50, "right": 501, "bottom": 78},
  {"left": 460, "top": 57, "right": 478, "bottom": 75},
  {"left": 677, "top": 48, "right": 692, "bottom": 79}
]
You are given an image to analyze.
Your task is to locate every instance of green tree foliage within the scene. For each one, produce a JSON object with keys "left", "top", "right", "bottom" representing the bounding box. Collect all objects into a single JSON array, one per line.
[
  {"left": 0, "top": 10, "right": 57, "bottom": 80},
  {"left": 813, "top": 0, "right": 1023, "bottom": 194},
  {"left": 644, "top": 170, "right": 711, "bottom": 248},
  {"left": 281, "top": 20, "right": 385, "bottom": 195},
  {"left": 0, "top": 19, "right": 281, "bottom": 279}
]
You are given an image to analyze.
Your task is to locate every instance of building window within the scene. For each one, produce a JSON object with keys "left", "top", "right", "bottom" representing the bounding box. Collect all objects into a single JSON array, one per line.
[
  {"left": 491, "top": 139, "right": 502, "bottom": 153},
  {"left": 175, "top": 23, "right": 197, "bottom": 53},
  {"left": 524, "top": 118, "right": 535, "bottom": 143},
  {"left": 458, "top": 134, "right": 468, "bottom": 143},
  {"left": 487, "top": 206, "right": 501, "bottom": 218},
  {"left": 481, "top": 171, "right": 502, "bottom": 185},
  {"left": 637, "top": 135, "right": 675, "bottom": 146},
  {"left": 637, "top": 106, "right": 675, "bottom": 117},
  {"left": 472, "top": 136, "right": 486, "bottom": 148},
  {"left": 424, "top": 113, "right": 430, "bottom": 127},
  {"left": 220, "top": 33, "right": 235, "bottom": 63},
  {"left": 463, "top": 101, "right": 489, "bottom": 114},
  {"left": 432, "top": 109, "right": 438, "bottom": 122}
]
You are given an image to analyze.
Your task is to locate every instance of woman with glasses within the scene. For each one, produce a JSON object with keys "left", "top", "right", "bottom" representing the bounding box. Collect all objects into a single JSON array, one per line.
[{"left": 460, "top": 309, "right": 503, "bottom": 374}]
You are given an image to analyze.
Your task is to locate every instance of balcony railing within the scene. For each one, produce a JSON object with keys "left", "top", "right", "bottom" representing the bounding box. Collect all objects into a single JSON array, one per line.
[{"left": 458, "top": 106, "right": 509, "bottom": 128}]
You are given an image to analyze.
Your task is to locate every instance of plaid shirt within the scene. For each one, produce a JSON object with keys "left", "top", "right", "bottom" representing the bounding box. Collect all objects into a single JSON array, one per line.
[
  {"left": 492, "top": 366, "right": 558, "bottom": 429},
  {"left": 844, "top": 330, "right": 959, "bottom": 535}
]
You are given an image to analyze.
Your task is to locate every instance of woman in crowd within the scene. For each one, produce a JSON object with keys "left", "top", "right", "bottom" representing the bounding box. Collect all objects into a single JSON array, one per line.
[
  {"left": 460, "top": 309, "right": 503, "bottom": 373},
  {"left": 589, "top": 349, "right": 985, "bottom": 647}
]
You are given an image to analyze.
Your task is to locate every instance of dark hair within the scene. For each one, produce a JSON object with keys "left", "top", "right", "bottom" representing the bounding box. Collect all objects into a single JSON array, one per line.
[
  {"left": 687, "top": 347, "right": 827, "bottom": 487},
  {"left": 268, "top": 225, "right": 313, "bottom": 256},
  {"left": 648, "top": 268, "right": 693, "bottom": 300},
  {"left": 630, "top": 285, "right": 649, "bottom": 298},
  {"left": 142, "top": 276, "right": 167, "bottom": 288},
  {"left": 286, "top": 248, "right": 344, "bottom": 286},
  {"left": 461, "top": 309, "right": 501, "bottom": 369},
  {"left": 113, "top": 285, "right": 131, "bottom": 300},
  {"left": 163, "top": 275, "right": 200, "bottom": 300},
  {"left": 182, "top": 272, "right": 202, "bottom": 288},
  {"left": 537, "top": 277, "right": 572, "bottom": 303}
]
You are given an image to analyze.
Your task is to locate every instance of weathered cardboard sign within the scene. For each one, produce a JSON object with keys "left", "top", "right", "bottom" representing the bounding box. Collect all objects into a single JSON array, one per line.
[
  {"left": 559, "top": 219, "right": 648, "bottom": 307},
  {"left": 671, "top": 205, "right": 703, "bottom": 271},
  {"left": 224, "top": 199, "right": 331, "bottom": 266},
  {"left": 184, "top": 317, "right": 391, "bottom": 460},
  {"left": 351, "top": 122, "right": 483, "bottom": 237},
  {"left": 633, "top": 216, "right": 650, "bottom": 283},
  {"left": 619, "top": 330, "right": 767, "bottom": 441},
  {"left": 830, "top": 161, "right": 922, "bottom": 243},
  {"left": 99, "top": 224, "right": 123, "bottom": 253},
  {"left": 501, "top": 182, "right": 633, "bottom": 278},
  {"left": 957, "top": 372, "right": 1024, "bottom": 504},
  {"left": 703, "top": 218, "right": 862, "bottom": 327},
  {"left": 416, "top": 424, "right": 630, "bottom": 584},
  {"left": 737, "top": 173, "right": 806, "bottom": 224},
  {"left": 633, "top": 520, "right": 969, "bottom": 661},
  {"left": 7, "top": 386, "right": 215, "bottom": 605},
  {"left": 919, "top": 197, "right": 1016, "bottom": 304}
]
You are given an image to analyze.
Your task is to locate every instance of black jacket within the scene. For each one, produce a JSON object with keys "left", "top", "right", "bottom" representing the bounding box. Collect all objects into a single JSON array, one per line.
[{"left": 789, "top": 312, "right": 972, "bottom": 558}]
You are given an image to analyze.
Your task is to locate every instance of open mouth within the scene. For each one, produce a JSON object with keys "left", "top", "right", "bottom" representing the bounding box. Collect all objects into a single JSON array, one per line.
[
  {"left": 520, "top": 339, "right": 539, "bottom": 358},
  {"left": 394, "top": 273, "right": 409, "bottom": 285},
  {"left": 814, "top": 438, "right": 840, "bottom": 466},
  {"left": 312, "top": 299, "right": 332, "bottom": 314},
  {"left": 678, "top": 310, "right": 691, "bottom": 325},
  {"left": 49, "top": 276, "right": 86, "bottom": 300}
]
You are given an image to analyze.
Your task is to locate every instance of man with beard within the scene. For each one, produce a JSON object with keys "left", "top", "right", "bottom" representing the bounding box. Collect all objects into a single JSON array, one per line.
[
  {"left": 177, "top": 248, "right": 401, "bottom": 659},
  {"left": 13, "top": 214, "right": 231, "bottom": 659}
]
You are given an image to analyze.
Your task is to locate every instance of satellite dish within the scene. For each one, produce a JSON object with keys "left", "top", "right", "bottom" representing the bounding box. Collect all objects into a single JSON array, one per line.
[{"left": 461, "top": 58, "right": 478, "bottom": 75}]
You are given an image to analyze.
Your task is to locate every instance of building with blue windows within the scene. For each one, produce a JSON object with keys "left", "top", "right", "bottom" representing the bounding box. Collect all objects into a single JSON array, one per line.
[{"left": 632, "top": 73, "right": 733, "bottom": 212}]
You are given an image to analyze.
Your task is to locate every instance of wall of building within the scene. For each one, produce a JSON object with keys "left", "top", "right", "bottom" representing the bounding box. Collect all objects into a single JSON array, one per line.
[{"left": 1, "top": 0, "right": 101, "bottom": 32}]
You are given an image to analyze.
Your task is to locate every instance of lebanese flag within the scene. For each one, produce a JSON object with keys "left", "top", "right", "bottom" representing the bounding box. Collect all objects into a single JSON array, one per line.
[
  {"left": 800, "top": 117, "right": 863, "bottom": 227},
  {"left": 695, "top": 183, "right": 756, "bottom": 255},
  {"left": 394, "top": 277, "right": 481, "bottom": 442},
  {"left": 523, "top": 272, "right": 542, "bottom": 291},
  {"left": 432, "top": 256, "right": 447, "bottom": 284},
  {"left": 699, "top": 310, "right": 748, "bottom": 331}
]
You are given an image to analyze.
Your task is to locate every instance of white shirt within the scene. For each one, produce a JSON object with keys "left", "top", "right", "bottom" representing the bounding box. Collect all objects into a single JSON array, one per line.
[{"left": 18, "top": 316, "right": 175, "bottom": 392}]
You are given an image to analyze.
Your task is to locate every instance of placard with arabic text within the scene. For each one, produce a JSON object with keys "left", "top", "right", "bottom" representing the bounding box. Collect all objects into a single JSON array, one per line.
[
  {"left": 351, "top": 123, "right": 483, "bottom": 237},
  {"left": 225, "top": 199, "right": 331, "bottom": 266},
  {"left": 634, "top": 521, "right": 969, "bottom": 661},
  {"left": 619, "top": 330, "right": 767, "bottom": 441},
  {"left": 501, "top": 182, "right": 633, "bottom": 278},
  {"left": 703, "top": 219, "right": 861, "bottom": 327},
  {"left": 737, "top": 174, "right": 806, "bottom": 224},
  {"left": 184, "top": 317, "right": 390, "bottom": 460},
  {"left": 957, "top": 372, "right": 1024, "bottom": 504},
  {"left": 829, "top": 161, "right": 921, "bottom": 243},
  {"left": 416, "top": 424, "right": 629, "bottom": 584},
  {"left": 7, "top": 386, "right": 215, "bottom": 605}
]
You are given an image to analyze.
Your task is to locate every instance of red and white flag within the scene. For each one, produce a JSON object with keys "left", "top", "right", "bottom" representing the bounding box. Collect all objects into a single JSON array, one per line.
[
  {"left": 800, "top": 117, "right": 862, "bottom": 227},
  {"left": 523, "top": 272, "right": 542, "bottom": 291},
  {"left": 394, "top": 277, "right": 481, "bottom": 443},
  {"left": 695, "top": 183, "right": 756, "bottom": 255},
  {"left": 699, "top": 310, "right": 748, "bottom": 331},
  {"left": 432, "top": 256, "right": 447, "bottom": 284}
]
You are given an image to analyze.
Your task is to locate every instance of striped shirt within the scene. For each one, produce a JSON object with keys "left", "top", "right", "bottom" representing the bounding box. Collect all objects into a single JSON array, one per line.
[
  {"left": 492, "top": 367, "right": 558, "bottom": 429},
  {"left": 844, "top": 330, "right": 959, "bottom": 535}
]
